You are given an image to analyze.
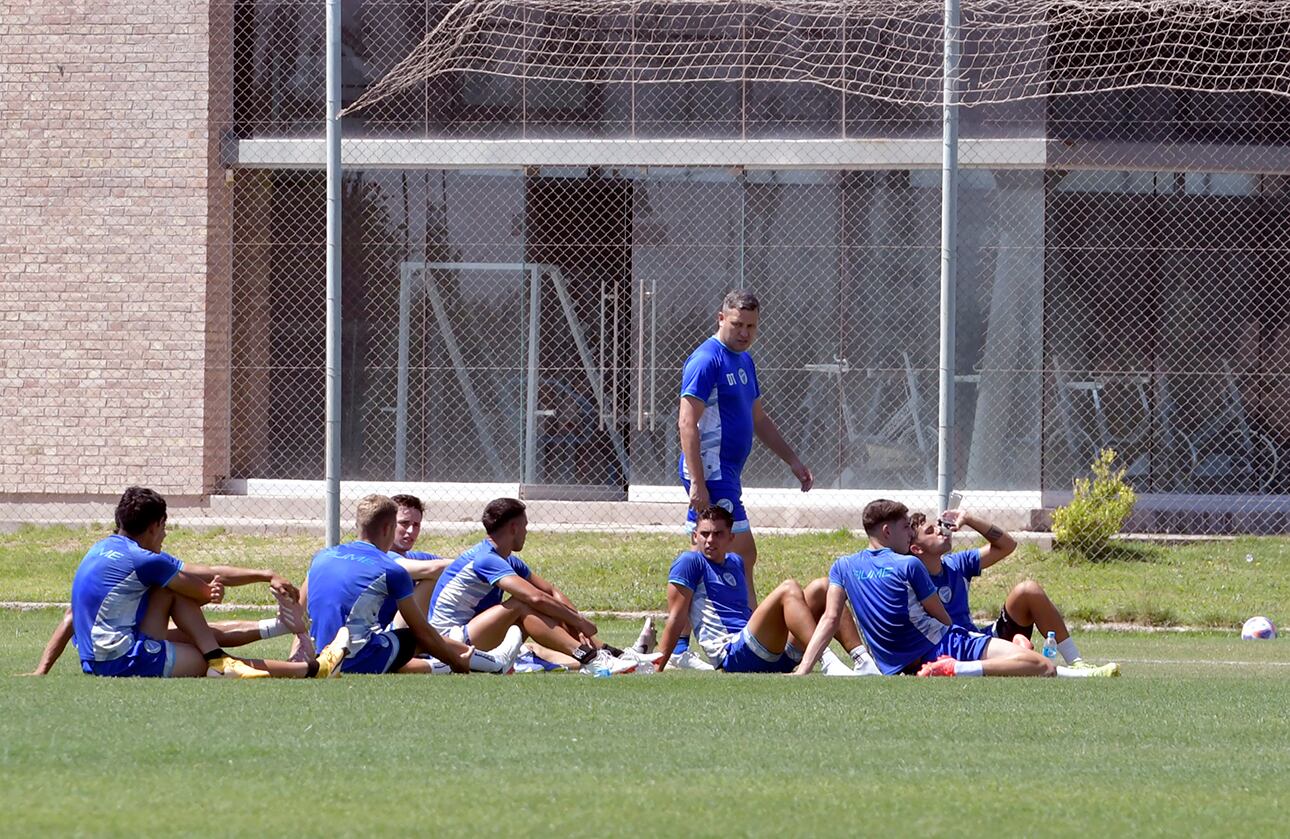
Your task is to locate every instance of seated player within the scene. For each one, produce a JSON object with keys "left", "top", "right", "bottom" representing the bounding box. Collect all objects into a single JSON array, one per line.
[
  {"left": 389, "top": 493, "right": 451, "bottom": 576},
  {"left": 908, "top": 509, "right": 1119, "bottom": 677},
  {"left": 795, "top": 499, "right": 1055, "bottom": 678},
  {"left": 301, "top": 494, "right": 517, "bottom": 676},
  {"left": 429, "top": 497, "right": 635, "bottom": 674},
  {"left": 68, "top": 486, "right": 346, "bottom": 679},
  {"left": 654, "top": 505, "right": 849, "bottom": 674}
]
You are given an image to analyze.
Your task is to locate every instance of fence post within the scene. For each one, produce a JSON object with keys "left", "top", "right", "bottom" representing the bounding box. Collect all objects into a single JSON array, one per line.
[
  {"left": 325, "top": 0, "right": 343, "bottom": 545},
  {"left": 937, "top": 0, "right": 960, "bottom": 513}
]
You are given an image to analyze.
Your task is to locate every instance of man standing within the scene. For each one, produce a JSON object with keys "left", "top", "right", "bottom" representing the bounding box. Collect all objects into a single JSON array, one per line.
[{"left": 677, "top": 289, "right": 813, "bottom": 601}]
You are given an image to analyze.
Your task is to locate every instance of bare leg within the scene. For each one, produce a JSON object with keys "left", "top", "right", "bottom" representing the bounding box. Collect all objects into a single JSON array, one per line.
[
  {"left": 524, "top": 640, "right": 580, "bottom": 669},
  {"left": 979, "top": 638, "right": 1056, "bottom": 677},
  {"left": 804, "top": 577, "right": 864, "bottom": 651},
  {"left": 464, "top": 601, "right": 530, "bottom": 650},
  {"left": 168, "top": 593, "right": 315, "bottom": 678},
  {"left": 744, "top": 579, "right": 818, "bottom": 654},
  {"left": 1004, "top": 580, "right": 1072, "bottom": 642},
  {"left": 164, "top": 620, "right": 261, "bottom": 649},
  {"left": 729, "top": 530, "right": 759, "bottom": 606},
  {"left": 391, "top": 580, "right": 436, "bottom": 630}
]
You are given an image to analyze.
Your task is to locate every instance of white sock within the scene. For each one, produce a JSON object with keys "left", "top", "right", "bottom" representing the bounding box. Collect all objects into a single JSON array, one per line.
[
  {"left": 469, "top": 649, "right": 506, "bottom": 673},
  {"left": 257, "top": 618, "right": 285, "bottom": 639},
  {"left": 849, "top": 646, "right": 867, "bottom": 666},
  {"left": 1057, "top": 637, "right": 1081, "bottom": 664},
  {"left": 954, "top": 661, "right": 984, "bottom": 677}
]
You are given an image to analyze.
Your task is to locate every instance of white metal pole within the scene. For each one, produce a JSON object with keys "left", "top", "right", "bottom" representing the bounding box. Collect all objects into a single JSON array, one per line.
[
  {"left": 524, "top": 266, "right": 541, "bottom": 484},
  {"left": 395, "top": 265, "right": 411, "bottom": 481},
  {"left": 324, "top": 0, "right": 343, "bottom": 545},
  {"left": 937, "top": 0, "right": 960, "bottom": 514}
]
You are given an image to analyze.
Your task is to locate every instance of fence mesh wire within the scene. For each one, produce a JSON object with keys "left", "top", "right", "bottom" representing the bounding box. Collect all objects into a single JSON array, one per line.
[{"left": 4, "top": 0, "right": 1290, "bottom": 561}]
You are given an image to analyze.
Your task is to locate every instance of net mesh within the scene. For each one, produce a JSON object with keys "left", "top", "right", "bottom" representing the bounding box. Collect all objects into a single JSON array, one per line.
[{"left": 342, "top": 0, "right": 1290, "bottom": 117}]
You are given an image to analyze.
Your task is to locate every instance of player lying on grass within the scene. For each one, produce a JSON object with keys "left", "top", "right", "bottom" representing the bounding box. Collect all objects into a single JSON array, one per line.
[
  {"left": 58, "top": 486, "right": 346, "bottom": 679},
  {"left": 300, "top": 494, "right": 518, "bottom": 675},
  {"left": 907, "top": 509, "right": 1119, "bottom": 677},
  {"left": 795, "top": 499, "right": 1057, "bottom": 678},
  {"left": 428, "top": 497, "right": 637, "bottom": 674},
  {"left": 654, "top": 504, "right": 853, "bottom": 674}
]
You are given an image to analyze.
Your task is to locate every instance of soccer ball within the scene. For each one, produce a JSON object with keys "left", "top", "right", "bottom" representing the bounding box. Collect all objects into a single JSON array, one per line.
[{"left": 1240, "top": 616, "right": 1277, "bottom": 640}]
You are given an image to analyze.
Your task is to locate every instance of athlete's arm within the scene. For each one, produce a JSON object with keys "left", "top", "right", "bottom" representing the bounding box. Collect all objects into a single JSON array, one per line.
[
  {"left": 184, "top": 564, "right": 297, "bottom": 599},
  {"left": 751, "top": 399, "right": 813, "bottom": 491},
  {"left": 921, "top": 593, "right": 953, "bottom": 626},
  {"left": 394, "top": 557, "right": 452, "bottom": 583},
  {"left": 793, "top": 584, "right": 846, "bottom": 676},
  {"left": 940, "top": 509, "right": 1016, "bottom": 569},
  {"left": 25, "top": 609, "right": 74, "bottom": 675},
  {"left": 395, "top": 595, "right": 473, "bottom": 673},
  {"left": 678, "top": 396, "right": 710, "bottom": 509},
  {"left": 495, "top": 574, "right": 596, "bottom": 639},
  {"left": 654, "top": 582, "right": 694, "bottom": 673},
  {"left": 165, "top": 569, "right": 223, "bottom": 605},
  {"left": 525, "top": 571, "right": 577, "bottom": 610}
]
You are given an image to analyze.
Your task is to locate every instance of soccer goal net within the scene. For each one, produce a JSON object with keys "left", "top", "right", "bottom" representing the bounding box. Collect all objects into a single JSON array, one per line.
[{"left": 342, "top": 0, "right": 1290, "bottom": 116}]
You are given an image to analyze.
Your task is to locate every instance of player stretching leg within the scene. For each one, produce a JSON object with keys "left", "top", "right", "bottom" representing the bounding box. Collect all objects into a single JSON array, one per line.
[
  {"left": 671, "top": 290, "right": 813, "bottom": 669},
  {"left": 795, "top": 500, "right": 1055, "bottom": 678},
  {"left": 429, "top": 498, "right": 631, "bottom": 674},
  {"left": 908, "top": 510, "right": 1119, "bottom": 677},
  {"left": 66, "top": 487, "right": 345, "bottom": 679},
  {"left": 655, "top": 505, "right": 846, "bottom": 675}
]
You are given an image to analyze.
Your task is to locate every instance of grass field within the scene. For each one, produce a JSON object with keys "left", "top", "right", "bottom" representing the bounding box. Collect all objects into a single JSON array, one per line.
[
  {"left": 3, "top": 525, "right": 1288, "bottom": 627},
  {"left": 2, "top": 609, "right": 1287, "bottom": 837}
]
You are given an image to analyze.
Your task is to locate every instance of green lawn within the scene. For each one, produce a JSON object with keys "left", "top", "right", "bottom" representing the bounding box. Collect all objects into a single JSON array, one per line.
[
  {"left": 1, "top": 609, "right": 1286, "bottom": 837},
  {"left": 3, "top": 525, "right": 1287, "bottom": 627}
]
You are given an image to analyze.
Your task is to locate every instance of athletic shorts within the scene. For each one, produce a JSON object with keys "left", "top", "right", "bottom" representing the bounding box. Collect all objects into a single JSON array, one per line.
[
  {"left": 340, "top": 627, "right": 418, "bottom": 675},
  {"left": 682, "top": 479, "right": 751, "bottom": 534},
  {"left": 900, "top": 627, "right": 993, "bottom": 674},
  {"left": 983, "top": 606, "right": 1034, "bottom": 644},
  {"left": 82, "top": 634, "right": 175, "bottom": 678},
  {"left": 718, "top": 628, "right": 801, "bottom": 674}
]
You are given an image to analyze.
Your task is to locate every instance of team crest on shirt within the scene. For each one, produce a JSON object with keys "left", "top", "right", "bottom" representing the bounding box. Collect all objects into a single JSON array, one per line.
[
  {"left": 938, "top": 586, "right": 953, "bottom": 603},
  {"left": 722, "top": 572, "right": 738, "bottom": 587},
  {"left": 738, "top": 368, "right": 749, "bottom": 385}
]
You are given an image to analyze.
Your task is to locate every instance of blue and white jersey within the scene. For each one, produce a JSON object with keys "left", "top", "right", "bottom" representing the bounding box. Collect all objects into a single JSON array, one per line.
[
  {"left": 829, "top": 548, "right": 946, "bottom": 675},
  {"left": 667, "top": 550, "right": 752, "bottom": 662},
  {"left": 927, "top": 549, "right": 982, "bottom": 633},
  {"left": 677, "top": 336, "right": 760, "bottom": 485},
  {"left": 306, "top": 540, "right": 415, "bottom": 656},
  {"left": 70, "top": 534, "right": 183, "bottom": 665},
  {"left": 429, "top": 539, "right": 532, "bottom": 631}
]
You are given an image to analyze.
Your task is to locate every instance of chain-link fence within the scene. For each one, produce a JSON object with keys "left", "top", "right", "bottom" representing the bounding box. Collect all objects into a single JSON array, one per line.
[{"left": 4, "top": 1, "right": 1289, "bottom": 556}]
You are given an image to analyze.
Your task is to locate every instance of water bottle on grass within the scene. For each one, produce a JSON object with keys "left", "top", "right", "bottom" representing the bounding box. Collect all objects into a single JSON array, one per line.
[{"left": 1042, "top": 631, "right": 1058, "bottom": 661}]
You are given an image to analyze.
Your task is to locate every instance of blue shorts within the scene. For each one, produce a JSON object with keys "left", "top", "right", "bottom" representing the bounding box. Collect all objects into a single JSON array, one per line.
[
  {"left": 340, "top": 628, "right": 417, "bottom": 675},
  {"left": 82, "top": 634, "right": 175, "bottom": 678},
  {"left": 682, "top": 479, "right": 751, "bottom": 534},
  {"left": 932, "top": 626, "right": 993, "bottom": 663},
  {"left": 719, "top": 629, "right": 801, "bottom": 674}
]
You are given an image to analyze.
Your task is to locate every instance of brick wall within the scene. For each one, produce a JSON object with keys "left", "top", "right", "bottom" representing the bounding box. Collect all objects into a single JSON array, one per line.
[{"left": 0, "top": 4, "right": 232, "bottom": 497}]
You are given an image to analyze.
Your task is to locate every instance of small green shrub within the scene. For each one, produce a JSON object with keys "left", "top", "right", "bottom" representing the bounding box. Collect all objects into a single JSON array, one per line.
[{"left": 1053, "top": 448, "right": 1137, "bottom": 559}]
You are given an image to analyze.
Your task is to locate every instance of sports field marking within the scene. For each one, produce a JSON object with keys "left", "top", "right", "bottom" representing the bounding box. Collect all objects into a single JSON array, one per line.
[{"left": 1118, "top": 657, "right": 1290, "bottom": 667}]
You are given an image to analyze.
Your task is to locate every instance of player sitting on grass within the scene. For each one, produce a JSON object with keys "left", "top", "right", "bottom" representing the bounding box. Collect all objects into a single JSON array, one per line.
[
  {"left": 300, "top": 494, "right": 517, "bottom": 675},
  {"left": 795, "top": 499, "right": 1055, "bottom": 678},
  {"left": 65, "top": 486, "right": 346, "bottom": 679},
  {"left": 908, "top": 509, "right": 1119, "bottom": 677},
  {"left": 428, "top": 497, "right": 636, "bottom": 674},
  {"left": 389, "top": 493, "right": 451, "bottom": 576},
  {"left": 654, "top": 504, "right": 850, "bottom": 674}
]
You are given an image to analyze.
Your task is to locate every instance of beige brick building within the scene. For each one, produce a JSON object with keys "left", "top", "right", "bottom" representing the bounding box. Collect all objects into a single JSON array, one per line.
[{"left": 1, "top": 4, "right": 232, "bottom": 501}]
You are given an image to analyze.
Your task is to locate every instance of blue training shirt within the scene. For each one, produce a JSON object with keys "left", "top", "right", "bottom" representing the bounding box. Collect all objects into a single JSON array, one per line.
[
  {"left": 306, "top": 540, "right": 415, "bottom": 656},
  {"left": 677, "top": 336, "right": 760, "bottom": 485},
  {"left": 429, "top": 539, "right": 532, "bottom": 631},
  {"left": 71, "top": 534, "right": 184, "bottom": 666},
  {"left": 667, "top": 550, "right": 752, "bottom": 662},
  {"left": 829, "top": 547, "right": 947, "bottom": 675},
  {"left": 927, "top": 548, "right": 983, "bottom": 633}
]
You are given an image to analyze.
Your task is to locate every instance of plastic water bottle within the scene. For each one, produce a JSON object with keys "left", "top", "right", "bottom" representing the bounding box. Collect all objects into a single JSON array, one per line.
[
  {"left": 1042, "top": 631, "right": 1058, "bottom": 661},
  {"left": 634, "top": 658, "right": 656, "bottom": 675},
  {"left": 589, "top": 661, "right": 612, "bottom": 678}
]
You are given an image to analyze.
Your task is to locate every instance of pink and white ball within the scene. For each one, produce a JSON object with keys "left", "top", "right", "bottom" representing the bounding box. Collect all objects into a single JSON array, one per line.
[{"left": 1240, "top": 616, "right": 1277, "bottom": 640}]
